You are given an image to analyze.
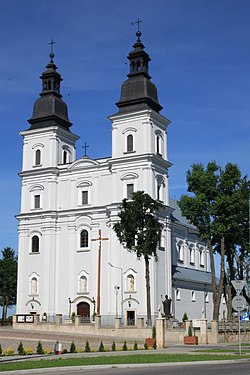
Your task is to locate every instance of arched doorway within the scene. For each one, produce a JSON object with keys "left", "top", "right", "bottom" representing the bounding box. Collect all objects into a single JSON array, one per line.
[{"left": 77, "top": 302, "right": 90, "bottom": 322}]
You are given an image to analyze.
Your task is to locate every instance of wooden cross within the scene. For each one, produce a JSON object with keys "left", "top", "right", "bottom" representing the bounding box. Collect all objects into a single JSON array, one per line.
[
  {"left": 82, "top": 142, "right": 89, "bottom": 157},
  {"left": 132, "top": 17, "right": 143, "bottom": 32},
  {"left": 49, "top": 39, "right": 55, "bottom": 54},
  {"left": 91, "top": 229, "right": 109, "bottom": 316}
]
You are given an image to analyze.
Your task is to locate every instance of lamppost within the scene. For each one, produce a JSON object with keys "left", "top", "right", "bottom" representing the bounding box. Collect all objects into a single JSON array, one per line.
[
  {"left": 68, "top": 297, "right": 72, "bottom": 318},
  {"left": 108, "top": 262, "right": 123, "bottom": 324},
  {"left": 114, "top": 285, "right": 120, "bottom": 317}
]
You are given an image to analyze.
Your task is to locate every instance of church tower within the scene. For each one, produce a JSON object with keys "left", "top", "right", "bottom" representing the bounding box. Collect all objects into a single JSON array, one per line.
[{"left": 16, "top": 47, "right": 79, "bottom": 314}]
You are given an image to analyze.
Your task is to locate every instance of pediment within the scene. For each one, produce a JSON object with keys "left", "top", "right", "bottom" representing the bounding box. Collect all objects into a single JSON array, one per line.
[{"left": 69, "top": 157, "right": 99, "bottom": 170}]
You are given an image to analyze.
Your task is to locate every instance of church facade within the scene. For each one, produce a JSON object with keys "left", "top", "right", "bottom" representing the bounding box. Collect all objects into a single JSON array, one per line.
[{"left": 16, "top": 31, "right": 219, "bottom": 324}]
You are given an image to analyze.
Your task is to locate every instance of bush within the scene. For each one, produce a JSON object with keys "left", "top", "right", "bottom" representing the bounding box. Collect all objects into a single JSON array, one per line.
[
  {"left": 134, "top": 342, "right": 138, "bottom": 350},
  {"left": 188, "top": 325, "right": 193, "bottom": 337},
  {"left": 24, "top": 347, "right": 33, "bottom": 355},
  {"left": 84, "top": 340, "right": 91, "bottom": 352},
  {"left": 62, "top": 349, "right": 68, "bottom": 354},
  {"left": 4, "top": 347, "right": 15, "bottom": 356},
  {"left": 144, "top": 342, "right": 148, "bottom": 350},
  {"left": 36, "top": 341, "right": 44, "bottom": 354},
  {"left": 111, "top": 341, "right": 116, "bottom": 351},
  {"left": 98, "top": 341, "right": 105, "bottom": 352},
  {"left": 0, "top": 344, "right": 2, "bottom": 355},
  {"left": 153, "top": 340, "right": 157, "bottom": 350},
  {"left": 122, "top": 341, "right": 128, "bottom": 351},
  {"left": 43, "top": 347, "right": 52, "bottom": 354},
  {"left": 17, "top": 342, "right": 24, "bottom": 355},
  {"left": 182, "top": 312, "right": 188, "bottom": 322},
  {"left": 70, "top": 341, "right": 77, "bottom": 353}
]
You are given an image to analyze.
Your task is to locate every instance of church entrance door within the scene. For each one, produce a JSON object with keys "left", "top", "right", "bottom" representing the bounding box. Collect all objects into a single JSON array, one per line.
[
  {"left": 77, "top": 302, "right": 90, "bottom": 322},
  {"left": 126, "top": 310, "right": 135, "bottom": 326}
]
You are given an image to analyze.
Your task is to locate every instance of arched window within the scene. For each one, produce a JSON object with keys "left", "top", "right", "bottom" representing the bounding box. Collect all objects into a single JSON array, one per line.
[
  {"left": 79, "top": 276, "right": 88, "bottom": 293},
  {"left": 189, "top": 246, "right": 195, "bottom": 265},
  {"left": 200, "top": 248, "right": 205, "bottom": 267},
  {"left": 177, "top": 242, "right": 184, "bottom": 262},
  {"left": 31, "top": 277, "right": 38, "bottom": 295},
  {"left": 63, "top": 150, "right": 68, "bottom": 164},
  {"left": 32, "top": 235, "right": 39, "bottom": 253},
  {"left": 156, "top": 135, "right": 160, "bottom": 154},
  {"left": 176, "top": 289, "right": 180, "bottom": 301},
  {"left": 127, "top": 274, "right": 135, "bottom": 291},
  {"left": 80, "top": 230, "right": 89, "bottom": 248},
  {"left": 35, "top": 149, "right": 41, "bottom": 166},
  {"left": 191, "top": 291, "right": 196, "bottom": 302},
  {"left": 127, "top": 134, "right": 133, "bottom": 152}
]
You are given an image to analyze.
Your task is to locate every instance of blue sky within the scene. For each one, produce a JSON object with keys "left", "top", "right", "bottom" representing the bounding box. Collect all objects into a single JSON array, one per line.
[{"left": 0, "top": 0, "right": 249, "bottom": 254}]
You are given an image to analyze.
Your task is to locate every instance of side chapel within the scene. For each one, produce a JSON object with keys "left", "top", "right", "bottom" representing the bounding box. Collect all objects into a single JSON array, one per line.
[{"left": 16, "top": 30, "right": 217, "bottom": 324}]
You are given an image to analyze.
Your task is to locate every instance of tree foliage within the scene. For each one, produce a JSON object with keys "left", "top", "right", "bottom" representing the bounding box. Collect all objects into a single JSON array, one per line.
[
  {"left": 0, "top": 247, "right": 17, "bottom": 322},
  {"left": 114, "top": 191, "right": 162, "bottom": 325},
  {"left": 179, "top": 162, "right": 250, "bottom": 320}
]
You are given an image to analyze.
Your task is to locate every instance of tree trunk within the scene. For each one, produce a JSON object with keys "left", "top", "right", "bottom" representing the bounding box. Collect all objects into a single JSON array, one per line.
[
  {"left": 209, "top": 237, "right": 225, "bottom": 321},
  {"left": 225, "top": 283, "right": 232, "bottom": 320},
  {"left": 144, "top": 256, "right": 152, "bottom": 326}
]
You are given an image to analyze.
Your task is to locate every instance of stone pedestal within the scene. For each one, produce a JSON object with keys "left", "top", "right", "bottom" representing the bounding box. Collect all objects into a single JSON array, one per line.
[
  {"left": 33, "top": 314, "right": 40, "bottom": 325},
  {"left": 95, "top": 315, "right": 101, "bottom": 329},
  {"left": 115, "top": 317, "right": 121, "bottom": 329},
  {"left": 75, "top": 315, "right": 81, "bottom": 326},
  {"left": 55, "top": 314, "right": 62, "bottom": 325},
  {"left": 211, "top": 320, "right": 219, "bottom": 344},
  {"left": 199, "top": 319, "right": 208, "bottom": 344},
  {"left": 156, "top": 318, "right": 166, "bottom": 348},
  {"left": 136, "top": 317, "right": 144, "bottom": 328}
]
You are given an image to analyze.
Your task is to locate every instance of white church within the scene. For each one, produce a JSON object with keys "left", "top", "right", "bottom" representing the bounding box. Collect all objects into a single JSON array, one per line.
[{"left": 16, "top": 30, "right": 218, "bottom": 325}]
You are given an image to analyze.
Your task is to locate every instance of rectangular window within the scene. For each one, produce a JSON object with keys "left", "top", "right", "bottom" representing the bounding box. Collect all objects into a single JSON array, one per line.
[
  {"left": 34, "top": 195, "right": 40, "bottom": 209},
  {"left": 82, "top": 191, "right": 88, "bottom": 205},
  {"left": 127, "top": 184, "right": 134, "bottom": 200}
]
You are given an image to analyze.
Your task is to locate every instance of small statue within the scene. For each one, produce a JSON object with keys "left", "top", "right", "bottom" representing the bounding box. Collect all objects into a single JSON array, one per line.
[
  {"left": 162, "top": 295, "right": 172, "bottom": 319},
  {"left": 157, "top": 304, "right": 161, "bottom": 318}
]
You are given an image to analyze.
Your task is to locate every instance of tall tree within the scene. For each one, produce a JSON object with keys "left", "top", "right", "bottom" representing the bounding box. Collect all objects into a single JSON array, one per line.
[
  {"left": 113, "top": 191, "right": 162, "bottom": 326},
  {"left": 0, "top": 247, "right": 17, "bottom": 322},
  {"left": 179, "top": 162, "right": 249, "bottom": 321}
]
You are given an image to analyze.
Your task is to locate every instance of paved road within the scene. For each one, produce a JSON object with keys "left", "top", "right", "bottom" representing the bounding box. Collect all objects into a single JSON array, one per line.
[{"left": 2, "top": 361, "right": 249, "bottom": 375}]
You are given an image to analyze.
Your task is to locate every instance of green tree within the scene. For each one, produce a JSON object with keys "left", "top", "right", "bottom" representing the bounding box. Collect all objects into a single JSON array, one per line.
[
  {"left": 114, "top": 191, "right": 162, "bottom": 326},
  {"left": 179, "top": 162, "right": 250, "bottom": 320},
  {"left": 0, "top": 247, "right": 17, "bottom": 323}
]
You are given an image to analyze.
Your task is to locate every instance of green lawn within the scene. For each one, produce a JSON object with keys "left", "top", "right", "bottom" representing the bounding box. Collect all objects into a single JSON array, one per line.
[{"left": 1, "top": 353, "right": 250, "bottom": 372}]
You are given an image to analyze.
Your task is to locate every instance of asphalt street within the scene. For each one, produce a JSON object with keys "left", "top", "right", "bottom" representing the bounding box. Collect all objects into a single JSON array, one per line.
[{"left": 1, "top": 361, "right": 249, "bottom": 375}]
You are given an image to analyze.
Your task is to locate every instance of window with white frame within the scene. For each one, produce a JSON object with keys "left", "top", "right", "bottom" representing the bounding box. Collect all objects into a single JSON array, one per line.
[
  {"left": 35, "top": 149, "right": 41, "bottom": 166},
  {"left": 189, "top": 245, "right": 195, "bottom": 265},
  {"left": 127, "top": 183, "right": 134, "bottom": 199},
  {"left": 155, "top": 175, "right": 165, "bottom": 202},
  {"left": 191, "top": 291, "right": 196, "bottom": 302},
  {"left": 62, "top": 146, "right": 71, "bottom": 164},
  {"left": 77, "top": 181, "right": 92, "bottom": 206},
  {"left": 32, "top": 143, "right": 44, "bottom": 167},
  {"left": 199, "top": 247, "right": 205, "bottom": 267},
  {"left": 176, "top": 289, "right": 180, "bottom": 301},
  {"left": 30, "top": 185, "right": 44, "bottom": 210},
  {"left": 31, "top": 235, "right": 40, "bottom": 253},
  {"left": 127, "top": 134, "right": 134, "bottom": 152},
  {"left": 205, "top": 292, "right": 209, "bottom": 303},
  {"left": 34, "top": 195, "right": 40, "bottom": 209},
  {"left": 82, "top": 191, "right": 88, "bottom": 205},
  {"left": 177, "top": 241, "right": 184, "bottom": 262},
  {"left": 80, "top": 229, "right": 89, "bottom": 248},
  {"left": 155, "top": 131, "right": 163, "bottom": 155}
]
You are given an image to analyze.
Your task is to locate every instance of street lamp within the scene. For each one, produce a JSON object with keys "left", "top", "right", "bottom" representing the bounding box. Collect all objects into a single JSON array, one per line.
[{"left": 108, "top": 262, "right": 123, "bottom": 324}]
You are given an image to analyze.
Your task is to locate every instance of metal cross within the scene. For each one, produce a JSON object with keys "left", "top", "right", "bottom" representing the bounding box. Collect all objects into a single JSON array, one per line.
[
  {"left": 92, "top": 229, "right": 109, "bottom": 316},
  {"left": 132, "top": 18, "right": 142, "bottom": 32},
  {"left": 49, "top": 39, "right": 56, "bottom": 54},
  {"left": 82, "top": 142, "right": 89, "bottom": 156}
]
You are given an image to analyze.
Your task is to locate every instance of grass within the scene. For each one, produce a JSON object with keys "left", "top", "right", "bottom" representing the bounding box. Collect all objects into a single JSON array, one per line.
[{"left": 1, "top": 353, "right": 250, "bottom": 372}]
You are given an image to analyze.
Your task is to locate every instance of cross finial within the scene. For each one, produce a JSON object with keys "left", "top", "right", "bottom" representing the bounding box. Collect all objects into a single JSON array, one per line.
[
  {"left": 82, "top": 142, "right": 89, "bottom": 157},
  {"left": 49, "top": 39, "right": 55, "bottom": 62},
  {"left": 132, "top": 18, "right": 143, "bottom": 41}
]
